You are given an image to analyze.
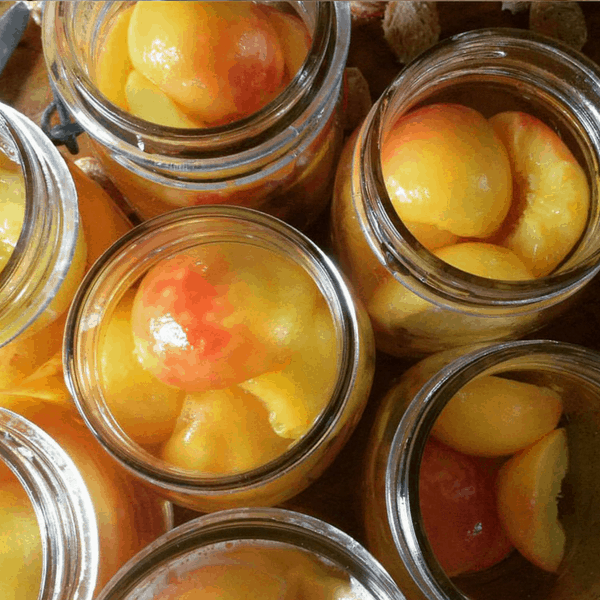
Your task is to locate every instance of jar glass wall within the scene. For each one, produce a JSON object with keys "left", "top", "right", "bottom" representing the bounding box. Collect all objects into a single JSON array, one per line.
[
  {"left": 42, "top": 1, "right": 350, "bottom": 231},
  {"left": 0, "top": 102, "right": 85, "bottom": 389},
  {"left": 0, "top": 407, "right": 98, "bottom": 600},
  {"left": 96, "top": 508, "right": 405, "bottom": 600},
  {"left": 64, "top": 206, "right": 375, "bottom": 512},
  {"left": 332, "top": 29, "right": 600, "bottom": 357},
  {"left": 364, "top": 340, "right": 600, "bottom": 600}
]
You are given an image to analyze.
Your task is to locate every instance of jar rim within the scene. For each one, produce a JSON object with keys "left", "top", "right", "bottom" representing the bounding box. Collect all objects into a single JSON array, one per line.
[
  {"left": 385, "top": 339, "right": 600, "bottom": 599},
  {"left": 63, "top": 205, "right": 366, "bottom": 498},
  {"left": 42, "top": 2, "right": 350, "bottom": 175},
  {"left": 0, "top": 408, "right": 99, "bottom": 600},
  {"left": 0, "top": 102, "right": 79, "bottom": 346},
  {"left": 96, "top": 507, "right": 404, "bottom": 600},
  {"left": 358, "top": 27, "right": 600, "bottom": 315}
]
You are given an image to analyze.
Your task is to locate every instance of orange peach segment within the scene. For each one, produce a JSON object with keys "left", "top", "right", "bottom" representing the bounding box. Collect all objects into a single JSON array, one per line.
[
  {"left": 489, "top": 111, "right": 590, "bottom": 277},
  {"left": 432, "top": 375, "right": 563, "bottom": 456},
  {"left": 266, "top": 7, "right": 311, "bottom": 80},
  {"left": 95, "top": 5, "right": 134, "bottom": 110},
  {"left": 124, "top": 69, "right": 205, "bottom": 128},
  {"left": 496, "top": 427, "right": 569, "bottom": 572},
  {"left": 381, "top": 103, "right": 512, "bottom": 238},
  {"left": 402, "top": 221, "right": 460, "bottom": 251},
  {"left": 0, "top": 154, "right": 25, "bottom": 271},
  {"left": 367, "top": 242, "right": 533, "bottom": 332},
  {"left": 128, "top": 1, "right": 285, "bottom": 125},
  {"left": 0, "top": 465, "right": 42, "bottom": 600},
  {"left": 100, "top": 289, "right": 186, "bottom": 447},
  {"left": 240, "top": 304, "right": 338, "bottom": 439},
  {"left": 161, "top": 387, "right": 290, "bottom": 474},
  {"left": 436, "top": 242, "right": 534, "bottom": 280}
]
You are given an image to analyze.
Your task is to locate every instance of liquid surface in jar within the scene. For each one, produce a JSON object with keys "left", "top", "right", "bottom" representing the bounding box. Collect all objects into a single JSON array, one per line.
[
  {"left": 421, "top": 373, "right": 569, "bottom": 581},
  {"left": 150, "top": 540, "right": 365, "bottom": 600},
  {"left": 0, "top": 461, "right": 42, "bottom": 600},
  {"left": 99, "top": 242, "right": 339, "bottom": 474},
  {"left": 0, "top": 396, "right": 168, "bottom": 593},
  {"left": 95, "top": 1, "right": 312, "bottom": 128}
]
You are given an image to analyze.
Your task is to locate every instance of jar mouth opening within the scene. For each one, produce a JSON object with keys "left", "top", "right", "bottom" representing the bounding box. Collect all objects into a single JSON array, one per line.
[
  {"left": 64, "top": 206, "right": 362, "bottom": 495},
  {"left": 385, "top": 339, "right": 600, "bottom": 599},
  {"left": 360, "top": 27, "right": 600, "bottom": 313},
  {"left": 97, "top": 508, "right": 400, "bottom": 600},
  {"left": 44, "top": 2, "right": 350, "bottom": 163}
]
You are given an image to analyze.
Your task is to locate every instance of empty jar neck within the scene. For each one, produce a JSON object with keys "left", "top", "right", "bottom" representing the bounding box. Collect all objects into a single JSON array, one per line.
[
  {"left": 43, "top": 2, "right": 350, "bottom": 181},
  {"left": 385, "top": 339, "right": 600, "bottom": 600},
  {"left": 0, "top": 408, "right": 98, "bottom": 600},
  {"left": 357, "top": 28, "right": 600, "bottom": 316},
  {"left": 0, "top": 103, "right": 79, "bottom": 346},
  {"left": 64, "top": 206, "right": 364, "bottom": 496},
  {"left": 96, "top": 508, "right": 403, "bottom": 600}
]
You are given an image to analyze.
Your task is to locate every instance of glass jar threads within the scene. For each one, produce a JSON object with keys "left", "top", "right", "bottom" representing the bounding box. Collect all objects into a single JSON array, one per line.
[
  {"left": 43, "top": 2, "right": 350, "bottom": 230},
  {"left": 331, "top": 29, "right": 600, "bottom": 357},
  {"left": 64, "top": 206, "right": 375, "bottom": 512}
]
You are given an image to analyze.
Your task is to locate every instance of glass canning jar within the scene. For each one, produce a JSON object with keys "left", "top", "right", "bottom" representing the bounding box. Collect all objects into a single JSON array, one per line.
[
  {"left": 0, "top": 407, "right": 98, "bottom": 600},
  {"left": 331, "top": 28, "right": 600, "bottom": 358},
  {"left": 63, "top": 205, "right": 375, "bottom": 512},
  {"left": 42, "top": 1, "right": 350, "bottom": 231},
  {"left": 0, "top": 102, "right": 86, "bottom": 389},
  {"left": 96, "top": 507, "right": 405, "bottom": 600},
  {"left": 363, "top": 339, "right": 600, "bottom": 600}
]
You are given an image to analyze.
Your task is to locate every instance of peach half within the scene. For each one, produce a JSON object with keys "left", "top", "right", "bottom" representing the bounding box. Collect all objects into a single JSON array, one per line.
[
  {"left": 381, "top": 103, "right": 512, "bottom": 239},
  {"left": 127, "top": 1, "right": 285, "bottom": 125},
  {"left": 489, "top": 111, "right": 589, "bottom": 277},
  {"left": 432, "top": 375, "right": 563, "bottom": 457},
  {"left": 496, "top": 427, "right": 569, "bottom": 572}
]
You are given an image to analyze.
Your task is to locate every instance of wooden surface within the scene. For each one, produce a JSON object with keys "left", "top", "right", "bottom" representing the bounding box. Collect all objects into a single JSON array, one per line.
[{"left": 4, "top": 1, "right": 600, "bottom": 548}]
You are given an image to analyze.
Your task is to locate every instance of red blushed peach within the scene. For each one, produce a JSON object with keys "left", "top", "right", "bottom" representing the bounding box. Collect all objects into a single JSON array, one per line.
[
  {"left": 420, "top": 438, "right": 514, "bottom": 577},
  {"left": 127, "top": 1, "right": 285, "bottom": 125},
  {"left": 381, "top": 103, "right": 512, "bottom": 239},
  {"left": 489, "top": 111, "right": 589, "bottom": 277},
  {"left": 496, "top": 428, "right": 569, "bottom": 573},
  {"left": 130, "top": 252, "right": 288, "bottom": 393}
]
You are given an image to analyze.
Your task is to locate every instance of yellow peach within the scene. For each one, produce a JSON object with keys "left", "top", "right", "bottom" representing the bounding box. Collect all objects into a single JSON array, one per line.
[
  {"left": 240, "top": 304, "right": 338, "bottom": 439},
  {"left": 128, "top": 1, "right": 285, "bottom": 125},
  {"left": 161, "top": 387, "right": 289, "bottom": 474},
  {"left": 381, "top": 103, "right": 512, "bottom": 238},
  {"left": 124, "top": 69, "right": 205, "bottom": 128},
  {"left": 99, "top": 289, "right": 185, "bottom": 447},
  {"left": 496, "top": 428, "right": 569, "bottom": 572},
  {"left": 432, "top": 375, "right": 563, "bottom": 456},
  {"left": 367, "top": 242, "right": 533, "bottom": 334},
  {"left": 489, "top": 111, "right": 589, "bottom": 277},
  {"left": 95, "top": 5, "right": 134, "bottom": 110},
  {"left": 436, "top": 242, "right": 534, "bottom": 280}
]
